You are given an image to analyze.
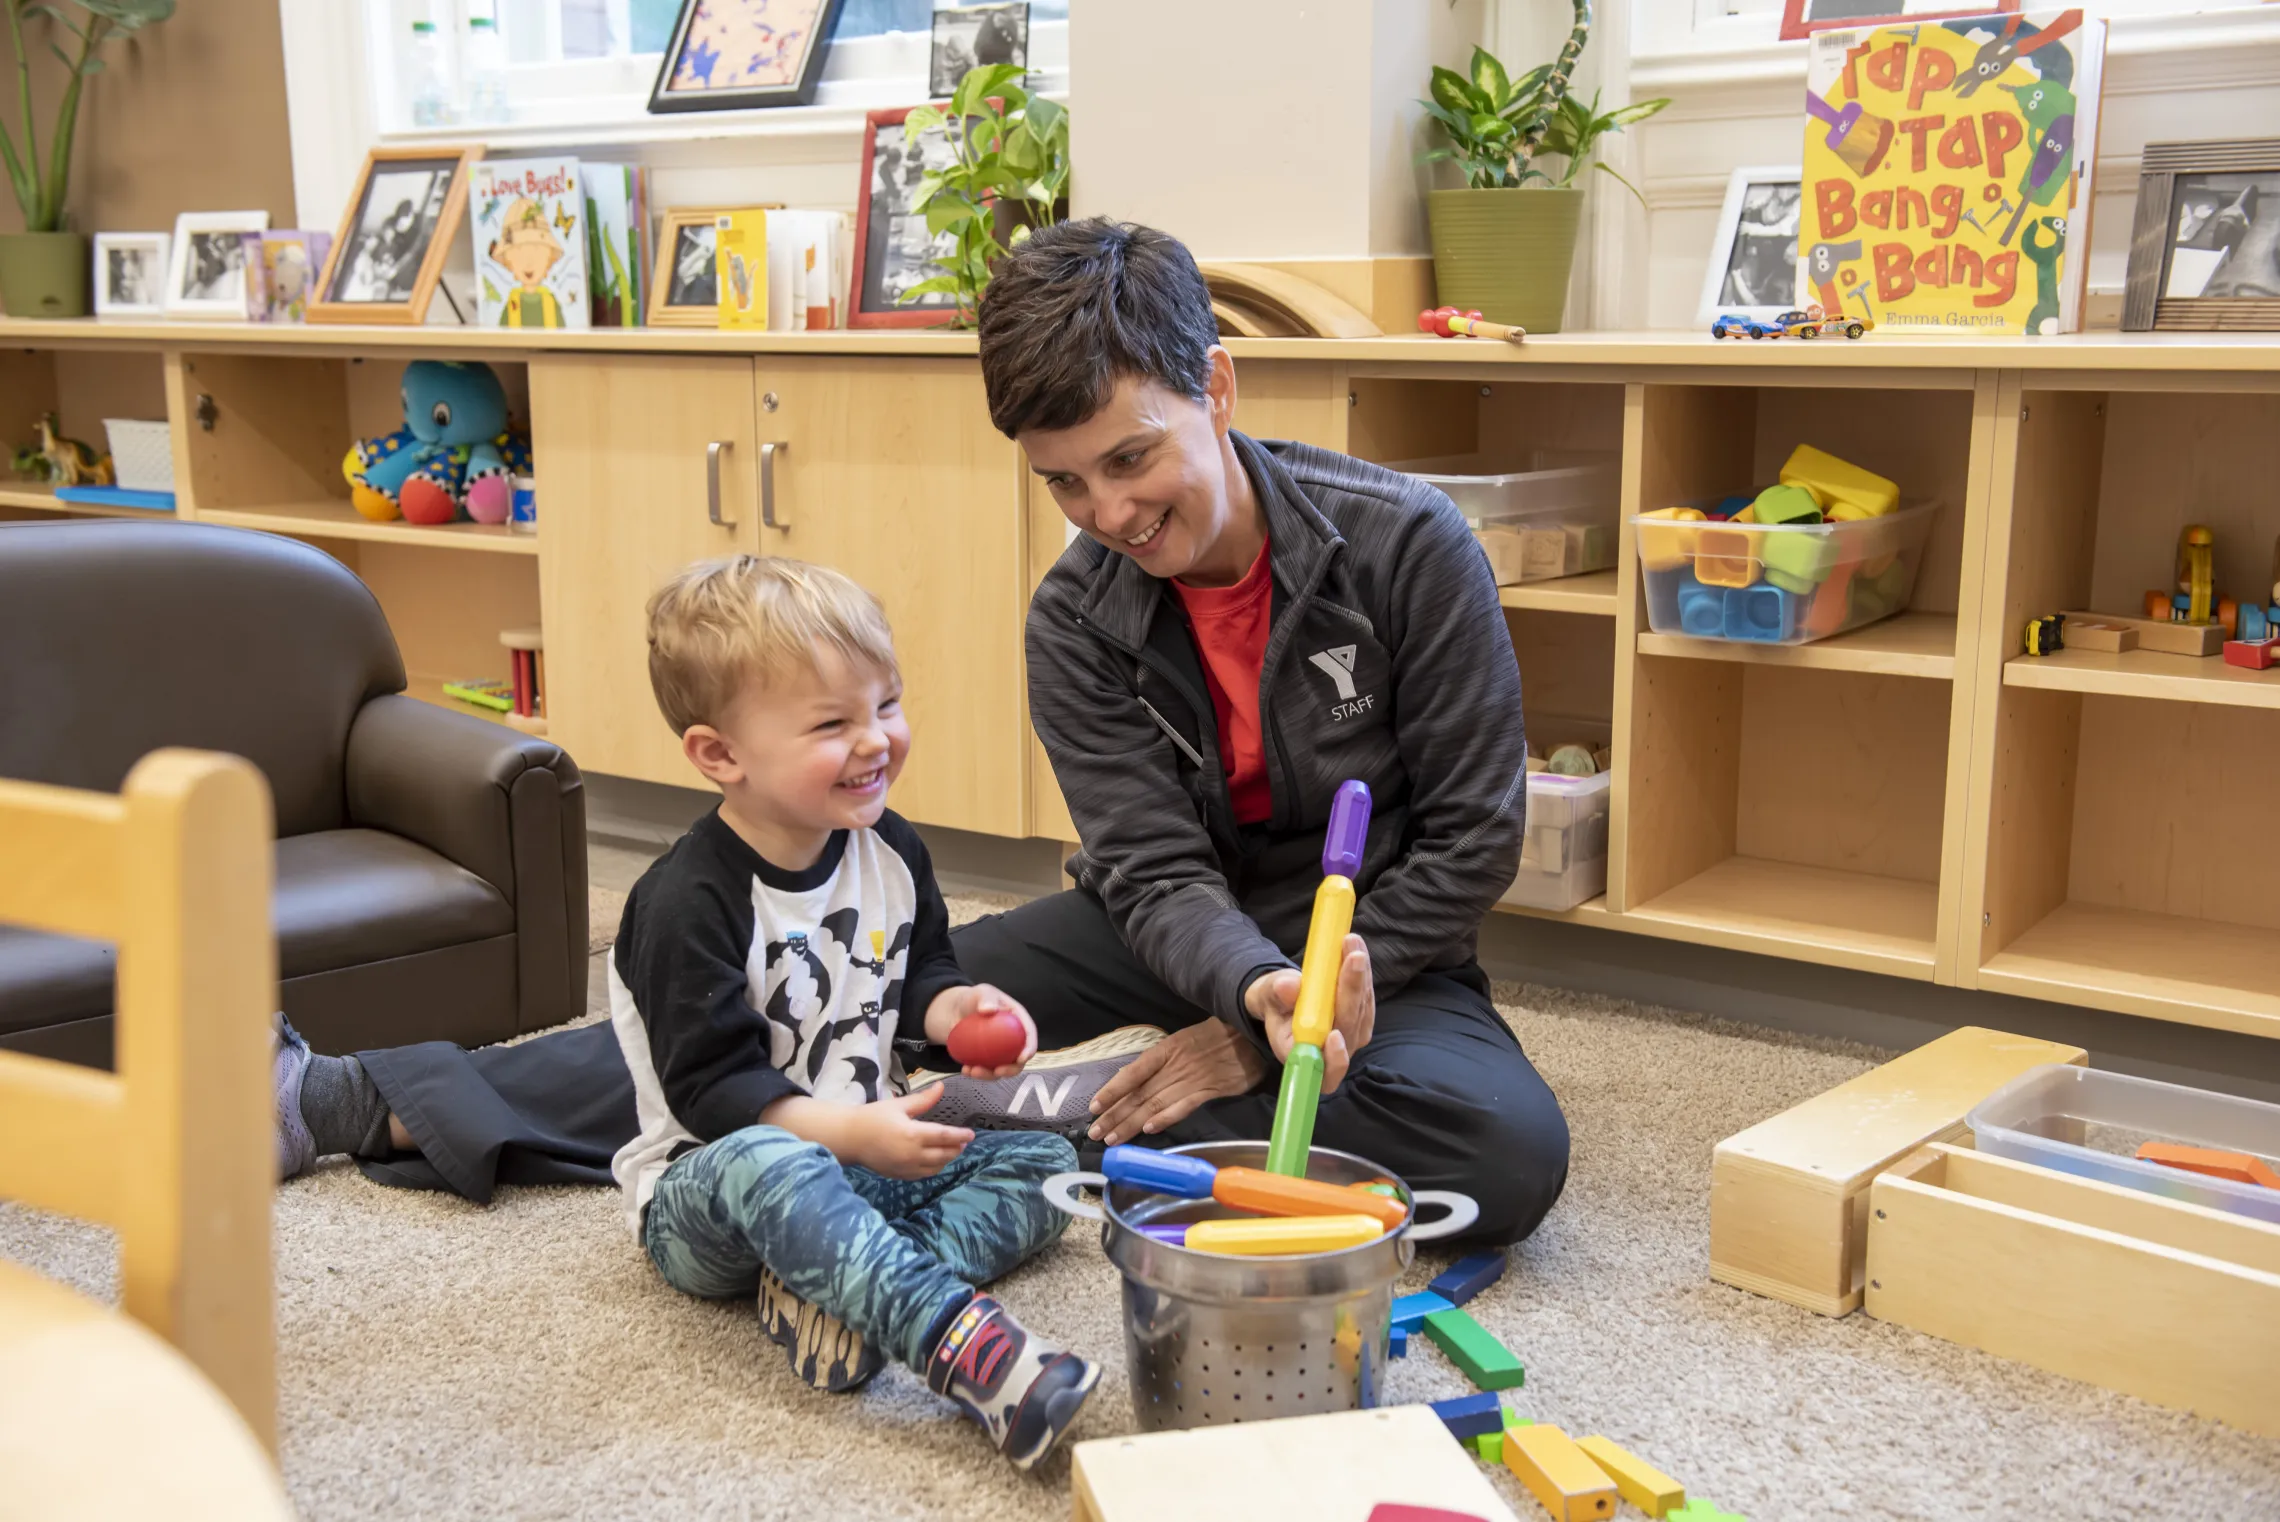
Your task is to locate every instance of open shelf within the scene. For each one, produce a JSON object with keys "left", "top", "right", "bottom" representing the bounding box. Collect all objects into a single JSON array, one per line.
[
  {"left": 1980, "top": 903, "right": 2280, "bottom": 1041},
  {"left": 194, "top": 500, "right": 537, "bottom": 555},
  {"left": 1499, "top": 569, "right": 1618, "bottom": 616},
  {"left": 403, "top": 674, "right": 514, "bottom": 727},
  {"left": 0, "top": 483, "right": 176, "bottom": 521},
  {"left": 1626, "top": 857, "right": 1940, "bottom": 978},
  {"left": 2004, "top": 646, "right": 2280, "bottom": 712},
  {"left": 1636, "top": 610, "right": 1955, "bottom": 679}
]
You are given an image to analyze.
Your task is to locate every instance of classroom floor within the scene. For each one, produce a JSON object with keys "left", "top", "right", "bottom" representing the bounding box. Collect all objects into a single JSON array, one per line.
[{"left": 5, "top": 855, "right": 2277, "bottom": 1521}]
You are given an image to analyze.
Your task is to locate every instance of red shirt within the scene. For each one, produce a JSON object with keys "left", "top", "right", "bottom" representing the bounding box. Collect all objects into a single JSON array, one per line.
[{"left": 1171, "top": 537, "right": 1274, "bottom": 825}]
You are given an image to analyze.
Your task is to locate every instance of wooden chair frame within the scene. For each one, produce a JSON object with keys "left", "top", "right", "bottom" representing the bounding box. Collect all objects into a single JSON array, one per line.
[{"left": 0, "top": 749, "right": 277, "bottom": 1450}]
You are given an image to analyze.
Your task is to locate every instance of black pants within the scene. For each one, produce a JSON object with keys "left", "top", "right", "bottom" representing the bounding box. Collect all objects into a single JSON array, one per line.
[{"left": 358, "top": 892, "right": 1569, "bottom": 1244}]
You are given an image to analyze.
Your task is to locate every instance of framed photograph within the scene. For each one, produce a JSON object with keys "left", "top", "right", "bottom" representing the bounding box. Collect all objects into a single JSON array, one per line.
[
  {"left": 1777, "top": 0, "right": 2017, "bottom": 42},
  {"left": 1695, "top": 166, "right": 1803, "bottom": 329},
  {"left": 308, "top": 147, "right": 479, "bottom": 325},
  {"left": 929, "top": 2, "right": 1028, "bottom": 97},
  {"left": 165, "top": 211, "right": 268, "bottom": 319},
  {"left": 648, "top": 0, "right": 847, "bottom": 114},
  {"left": 243, "top": 230, "right": 333, "bottom": 323},
  {"left": 648, "top": 207, "right": 732, "bottom": 327},
  {"left": 93, "top": 232, "right": 169, "bottom": 318},
  {"left": 850, "top": 106, "right": 964, "bottom": 329},
  {"left": 2124, "top": 140, "right": 2280, "bottom": 332}
]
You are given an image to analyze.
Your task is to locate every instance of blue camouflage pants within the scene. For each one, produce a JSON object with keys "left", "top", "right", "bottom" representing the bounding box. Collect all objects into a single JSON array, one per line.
[{"left": 642, "top": 1124, "right": 1077, "bottom": 1370}]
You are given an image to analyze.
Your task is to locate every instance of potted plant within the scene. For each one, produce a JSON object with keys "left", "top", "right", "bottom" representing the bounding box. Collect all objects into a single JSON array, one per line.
[
  {"left": 0, "top": 0, "right": 174, "bottom": 319},
  {"left": 900, "top": 62, "right": 1070, "bottom": 327},
  {"left": 1419, "top": 2, "right": 1666, "bottom": 334}
]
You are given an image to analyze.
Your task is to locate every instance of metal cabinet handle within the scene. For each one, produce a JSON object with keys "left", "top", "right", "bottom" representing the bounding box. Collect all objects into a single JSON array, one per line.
[
  {"left": 761, "top": 441, "right": 787, "bottom": 531},
  {"left": 706, "top": 440, "right": 733, "bottom": 527}
]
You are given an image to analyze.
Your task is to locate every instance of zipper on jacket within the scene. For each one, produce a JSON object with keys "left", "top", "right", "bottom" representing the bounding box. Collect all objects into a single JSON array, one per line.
[
  {"left": 1256, "top": 538, "right": 1344, "bottom": 834},
  {"left": 1072, "top": 610, "right": 1236, "bottom": 839}
]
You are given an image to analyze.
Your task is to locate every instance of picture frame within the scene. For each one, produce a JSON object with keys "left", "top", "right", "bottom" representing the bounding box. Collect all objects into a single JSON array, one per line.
[
  {"left": 2123, "top": 139, "right": 2280, "bottom": 333},
  {"left": 1695, "top": 166, "right": 1804, "bottom": 329},
  {"left": 93, "top": 231, "right": 169, "bottom": 318},
  {"left": 648, "top": 206, "right": 734, "bottom": 327},
  {"left": 165, "top": 211, "right": 269, "bottom": 320},
  {"left": 849, "top": 105, "right": 964, "bottom": 329},
  {"left": 648, "top": 0, "right": 847, "bottom": 115},
  {"left": 307, "top": 146, "right": 480, "bottom": 326},
  {"left": 1777, "top": 0, "right": 2018, "bottom": 42},
  {"left": 929, "top": 2, "right": 1028, "bottom": 98}
]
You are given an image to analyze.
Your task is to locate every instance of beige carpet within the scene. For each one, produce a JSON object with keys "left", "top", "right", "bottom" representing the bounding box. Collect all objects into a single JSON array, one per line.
[{"left": 6, "top": 894, "right": 2279, "bottom": 1521}]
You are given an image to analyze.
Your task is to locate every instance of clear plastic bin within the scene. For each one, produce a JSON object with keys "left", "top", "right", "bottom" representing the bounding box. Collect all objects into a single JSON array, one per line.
[
  {"left": 1968, "top": 1064, "right": 2280, "bottom": 1226},
  {"left": 1504, "top": 769, "right": 1610, "bottom": 911},
  {"left": 1395, "top": 452, "right": 1619, "bottom": 587},
  {"left": 1633, "top": 498, "right": 1940, "bottom": 646}
]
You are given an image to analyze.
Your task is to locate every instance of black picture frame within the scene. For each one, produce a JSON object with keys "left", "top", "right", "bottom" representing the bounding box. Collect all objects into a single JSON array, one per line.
[
  {"left": 928, "top": 2, "right": 1028, "bottom": 99},
  {"left": 648, "top": 0, "right": 847, "bottom": 115},
  {"left": 2123, "top": 139, "right": 2280, "bottom": 333}
]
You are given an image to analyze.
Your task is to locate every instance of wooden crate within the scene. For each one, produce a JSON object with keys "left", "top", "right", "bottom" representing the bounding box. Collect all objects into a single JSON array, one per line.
[
  {"left": 1867, "top": 1143, "right": 2280, "bottom": 1437},
  {"left": 1709, "top": 1025, "right": 2085, "bottom": 1316},
  {"left": 1070, "top": 1407, "right": 1520, "bottom": 1522}
]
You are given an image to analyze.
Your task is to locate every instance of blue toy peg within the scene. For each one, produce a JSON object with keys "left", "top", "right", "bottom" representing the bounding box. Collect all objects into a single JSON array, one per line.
[{"left": 1102, "top": 1145, "right": 1216, "bottom": 1199}]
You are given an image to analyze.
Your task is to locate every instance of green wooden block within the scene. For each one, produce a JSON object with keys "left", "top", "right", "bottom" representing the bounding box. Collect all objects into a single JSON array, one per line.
[
  {"left": 1669, "top": 1504, "right": 1749, "bottom": 1522},
  {"left": 1421, "top": 1308, "right": 1526, "bottom": 1391},
  {"left": 1472, "top": 1431, "right": 1504, "bottom": 1465},
  {"left": 1501, "top": 1408, "right": 1532, "bottom": 1429}
]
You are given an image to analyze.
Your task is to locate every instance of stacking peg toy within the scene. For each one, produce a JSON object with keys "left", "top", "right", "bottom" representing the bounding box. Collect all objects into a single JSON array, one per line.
[
  {"left": 1213, "top": 1165, "right": 1410, "bottom": 1230},
  {"left": 1102, "top": 1144, "right": 1217, "bottom": 1198},
  {"left": 1184, "top": 1214, "right": 1383, "bottom": 1256},
  {"left": 1266, "top": 780, "right": 1373, "bottom": 1176}
]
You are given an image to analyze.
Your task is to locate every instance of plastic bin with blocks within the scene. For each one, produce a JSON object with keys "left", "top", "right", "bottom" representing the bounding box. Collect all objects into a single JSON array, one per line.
[
  {"left": 1393, "top": 451, "right": 1619, "bottom": 587},
  {"left": 1505, "top": 769, "right": 1611, "bottom": 911}
]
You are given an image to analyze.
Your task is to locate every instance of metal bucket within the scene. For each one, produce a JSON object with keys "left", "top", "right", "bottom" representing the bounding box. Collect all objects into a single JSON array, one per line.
[{"left": 1041, "top": 1141, "right": 1478, "bottom": 1431}]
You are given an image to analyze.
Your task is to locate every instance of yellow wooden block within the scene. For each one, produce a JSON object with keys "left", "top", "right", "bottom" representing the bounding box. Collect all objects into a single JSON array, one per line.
[
  {"left": 1576, "top": 1435, "right": 1685, "bottom": 1518},
  {"left": 1502, "top": 1423, "right": 1616, "bottom": 1522},
  {"left": 1779, "top": 442, "right": 1897, "bottom": 518}
]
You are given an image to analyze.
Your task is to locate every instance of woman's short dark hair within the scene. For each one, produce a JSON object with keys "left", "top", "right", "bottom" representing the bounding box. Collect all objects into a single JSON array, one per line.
[{"left": 977, "top": 219, "right": 1218, "bottom": 438}]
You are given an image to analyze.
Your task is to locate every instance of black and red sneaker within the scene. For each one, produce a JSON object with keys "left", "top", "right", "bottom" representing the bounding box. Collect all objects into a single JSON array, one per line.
[{"left": 923, "top": 1294, "right": 1099, "bottom": 1470}]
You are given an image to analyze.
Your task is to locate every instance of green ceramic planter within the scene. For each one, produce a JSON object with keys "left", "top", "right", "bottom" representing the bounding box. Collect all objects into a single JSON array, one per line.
[
  {"left": 1426, "top": 186, "right": 1583, "bottom": 335},
  {"left": 0, "top": 231, "right": 90, "bottom": 319}
]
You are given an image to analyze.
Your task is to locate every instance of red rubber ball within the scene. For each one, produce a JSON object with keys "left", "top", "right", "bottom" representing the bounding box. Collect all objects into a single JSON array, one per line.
[{"left": 947, "top": 1009, "right": 1027, "bottom": 1068}]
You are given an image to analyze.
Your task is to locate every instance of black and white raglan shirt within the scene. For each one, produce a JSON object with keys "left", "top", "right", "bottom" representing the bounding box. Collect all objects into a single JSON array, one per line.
[{"left": 606, "top": 809, "right": 969, "bottom": 1234}]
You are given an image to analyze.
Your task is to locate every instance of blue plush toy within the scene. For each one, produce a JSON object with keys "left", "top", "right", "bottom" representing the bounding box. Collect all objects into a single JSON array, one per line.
[{"left": 345, "top": 360, "right": 532, "bottom": 526}]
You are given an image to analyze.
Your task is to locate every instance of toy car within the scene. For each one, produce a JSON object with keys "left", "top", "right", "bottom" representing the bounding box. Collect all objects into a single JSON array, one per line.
[
  {"left": 1710, "top": 313, "right": 1779, "bottom": 340},
  {"left": 1778, "top": 304, "right": 1873, "bottom": 340}
]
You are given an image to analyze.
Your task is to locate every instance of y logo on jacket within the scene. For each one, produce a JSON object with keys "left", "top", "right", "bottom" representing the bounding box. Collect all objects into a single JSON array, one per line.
[{"left": 1308, "top": 644, "right": 1374, "bottom": 721}]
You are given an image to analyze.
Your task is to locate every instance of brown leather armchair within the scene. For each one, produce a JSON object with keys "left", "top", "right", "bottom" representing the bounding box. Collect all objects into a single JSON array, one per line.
[{"left": 0, "top": 519, "right": 586, "bottom": 1065}]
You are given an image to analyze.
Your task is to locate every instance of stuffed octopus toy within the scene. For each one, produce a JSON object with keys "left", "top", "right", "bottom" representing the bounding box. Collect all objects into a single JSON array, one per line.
[{"left": 345, "top": 359, "right": 532, "bottom": 525}]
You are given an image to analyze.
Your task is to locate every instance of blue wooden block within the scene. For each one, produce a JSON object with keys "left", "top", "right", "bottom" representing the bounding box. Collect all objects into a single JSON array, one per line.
[
  {"left": 1388, "top": 1324, "right": 1409, "bottom": 1359},
  {"left": 1678, "top": 580, "right": 1728, "bottom": 637},
  {"left": 1391, "top": 1290, "right": 1454, "bottom": 1331},
  {"left": 1724, "top": 582, "right": 1804, "bottom": 642},
  {"left": 1429, "top": 1251, "right": 1507, "bottom": 1307},
  {"left": 1428, "top": 1391, "right": 1505, "bottom": 1440}
]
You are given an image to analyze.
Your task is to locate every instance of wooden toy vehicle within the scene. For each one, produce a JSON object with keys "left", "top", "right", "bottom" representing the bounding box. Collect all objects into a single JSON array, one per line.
[
  {"left": 2022, "top": 613, "right": 2065, "bottom": 655},
  {"left": 1709, "top": 312, "right": 1779, "bottom": 340}
]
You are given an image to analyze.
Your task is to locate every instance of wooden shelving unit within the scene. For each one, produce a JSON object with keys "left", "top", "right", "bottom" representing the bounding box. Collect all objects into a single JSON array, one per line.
[
  {"left": 1624, "top": 859, "right": 1941, "bottom": 979},
  {"left": 1638, "top": 610, "right": 1956, "bottom": 679},
  {"left": 1499, "top": 569, "right": 1619, "bottom": 616},
  {"left": 2003, "top": 646, "right": 2280, "bottom": 713},
  {"left": 1979, "top": 904, "right": 2280, "bottom": 1040},
  {"left": 195, "top": 500, "right": 537, "bottom": 556}
]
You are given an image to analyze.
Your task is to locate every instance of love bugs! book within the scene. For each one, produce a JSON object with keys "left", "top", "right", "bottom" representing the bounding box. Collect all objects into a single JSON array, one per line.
[
  {"left": 472, "top": 158, "right": 591, "bottom": 329},
  {"left": 715, "top": 209, "right": 770, "bottom": 331},
  {"left": 1800, "top": 10, "right": 2105, "bottom": 334}
]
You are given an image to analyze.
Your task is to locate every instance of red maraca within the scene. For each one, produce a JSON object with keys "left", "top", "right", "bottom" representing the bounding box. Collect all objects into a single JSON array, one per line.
[{"left": 947, "top": 1008, "right": 1028, "bottom": 1069}]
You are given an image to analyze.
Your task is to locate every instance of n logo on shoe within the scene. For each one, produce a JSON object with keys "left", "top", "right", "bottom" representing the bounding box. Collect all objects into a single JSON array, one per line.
[
  {"left": 1307, "top": 645, "right": 1359, "bottom": 701},
  {"left": 1009, "top": 1072, "right": 1078, "bottom": 1119}
]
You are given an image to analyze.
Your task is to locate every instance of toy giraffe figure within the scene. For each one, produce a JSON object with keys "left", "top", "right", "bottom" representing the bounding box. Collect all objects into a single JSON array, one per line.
[{"left": 35, "top": 413, "right": 113, "bottom": 487}]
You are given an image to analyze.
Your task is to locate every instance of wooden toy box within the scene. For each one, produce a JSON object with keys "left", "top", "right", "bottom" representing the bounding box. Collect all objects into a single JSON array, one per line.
[
  {"left": 1867, "top": 1142, "right": 2280, "bottom": 1437},
  {"left": 1709, "top": 1026, "right": 2086, "bottom": 1316}
]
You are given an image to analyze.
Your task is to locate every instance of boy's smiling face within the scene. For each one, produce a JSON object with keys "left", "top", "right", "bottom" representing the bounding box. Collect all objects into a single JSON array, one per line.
[{"left": 682, "top": 644, "right": 910, "bottom": 867}]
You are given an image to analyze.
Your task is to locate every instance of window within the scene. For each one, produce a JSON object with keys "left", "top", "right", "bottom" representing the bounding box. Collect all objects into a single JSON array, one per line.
[
  {"left": 1632, "top": 0, "right": 2271, "bottom": 71},
  {"left": 367, "top": 0, "right": 1070, "bottom": 142}
]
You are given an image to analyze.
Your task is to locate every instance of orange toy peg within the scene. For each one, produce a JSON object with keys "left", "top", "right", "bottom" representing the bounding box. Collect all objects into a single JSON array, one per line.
[{"left": 1212, "top": 1166, "right": 1410, "bottom": 1230}]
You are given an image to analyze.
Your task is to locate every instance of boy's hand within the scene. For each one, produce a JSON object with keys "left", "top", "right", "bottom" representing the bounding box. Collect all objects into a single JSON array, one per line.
[
  {"left": 1242, "top": 933, "right": 1375, "bottom": 1098},
  {"left": 847, "top": 1088, "right": 973, "bottom": 1180},
  {"left": 926, "top": 982, "right": 1038, "bottom": 1079}
]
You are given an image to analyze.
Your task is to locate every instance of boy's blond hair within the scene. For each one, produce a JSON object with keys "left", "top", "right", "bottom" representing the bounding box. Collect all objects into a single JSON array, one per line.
[{"left": 646, "top": 555, "right": 897, "bottom": 734}]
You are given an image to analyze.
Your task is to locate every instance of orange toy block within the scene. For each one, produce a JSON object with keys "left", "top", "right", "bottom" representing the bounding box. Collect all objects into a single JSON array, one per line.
[
  {"left": 1211, "top": 1166, "right": 1411, "bottom": 1229},
  {"left": 1576, "top": 1435, "right": 1685, "bottom": 1518},
  {"left": 2134, "top": 1142, "right": 2280, "bottom": 1190},
  {"left": 1503, "top": 1424, "right": 1616, "bottom": 1522}
]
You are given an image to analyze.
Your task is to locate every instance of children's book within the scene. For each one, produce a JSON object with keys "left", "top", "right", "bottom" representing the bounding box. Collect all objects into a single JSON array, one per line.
[
  {"left": 715, "top": 209, "right": 769, "bottom": 331},
  {"left": 584, "top": 163, "right": 644, "bottom": 327},
  {"left": 1799, "top": 10, "right": 2105, "bottom": 334},
  {"left": 472, "top": 157, "right": 590, "bottom": 329}
]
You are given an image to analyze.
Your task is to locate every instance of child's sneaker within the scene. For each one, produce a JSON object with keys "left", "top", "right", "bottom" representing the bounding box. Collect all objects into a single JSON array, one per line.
[
  {"left": 757, "top": 1265, "right": 885, "bottom": 1393},
  {"left": 908, "top": 1026, "right": 1163, "bottom": 1140},
  {"left": 924, "top": 1294, "right": 1099, "bottom": 1470},
  {"left": 272, "top": 1012, "right": 316, "bottom": 1181}
]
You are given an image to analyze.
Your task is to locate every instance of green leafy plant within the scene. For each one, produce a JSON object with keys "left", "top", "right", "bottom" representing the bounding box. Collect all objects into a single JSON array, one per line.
[
  {"left": 1419, "top": 1, "right": 1667, "bottom": 202},
  {"left": 899, "top": 62, "right": 1069, "bottom": 326},
  {"left": 1, "top": 0, "right": 174, "bottom": 234}
]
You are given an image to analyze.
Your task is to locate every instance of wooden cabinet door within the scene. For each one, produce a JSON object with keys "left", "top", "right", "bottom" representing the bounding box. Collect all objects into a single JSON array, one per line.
[
  {"left": 533, "top": 354, "right": 760, "bottom": 788},
  {"left": 754, "top": 356, "right": 1026, "bottom": 837}
]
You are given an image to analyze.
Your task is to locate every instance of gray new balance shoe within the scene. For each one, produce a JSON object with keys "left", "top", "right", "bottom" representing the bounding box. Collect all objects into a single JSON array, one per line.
[
  {"left": 908, "top": 1026, "right": 1164, "bottom": 1138},
  {"left": 271, "top": 1012, "right": 316, "bottom": 1181}
]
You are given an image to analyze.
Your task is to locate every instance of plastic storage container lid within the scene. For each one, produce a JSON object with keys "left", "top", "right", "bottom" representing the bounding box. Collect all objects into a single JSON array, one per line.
[
  {"left": 1968, "top": 1063, "right": 2280, "bottom": 1225},
  {"left": 1391, "top": 456, "right": 1618, "bottom": 528}
]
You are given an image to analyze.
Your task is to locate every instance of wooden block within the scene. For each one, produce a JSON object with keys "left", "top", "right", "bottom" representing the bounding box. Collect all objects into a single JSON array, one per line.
[
  {"left": 1667, "top": 1505, "right": 1749, "bottom": 1522},
  {"left": 1392, "top": 1290, "right": 1454, "bottom": 1331},
  {"left": 1071, "top": 1408, "right": 1522, "bottom": 1522},
  {"left": 1865, "top": 1143, "right": 2280, "bottom": 1438},
  {"left": 2061, "top": 610, "right": 2227, "bottom": 657},
  {"left": 1422, "top": 1309, "right": 1526, "bottom": 1391},
  {"left": 2061, "top": 618, "right": 2138, "bottom": 653},
  {"left": 1429, "top": 1391, "right": 1506, "bottom": 1440},
  {"left": 2134, "top": 1142, "right": 2280, "bottom": 1190},
  {"left": 1710, "top": 1026, "right": 2085, "bottom": 1316},
  {"left": 1430, "top": 1251, "right": 1508, "bottom": 1307},
  {"left": 1473, "top": 1430, "right": 1504, "bottom": 1465},
  {"left": 1575, "top": 1435, "right": 1685, "bottom": 1519},
  {"left": 1501, "top": 1424, "right": 1616, "bottom": 1522},
  {"left": 1388, "top": 1324, "right": 1409, "bottom": 1359}
]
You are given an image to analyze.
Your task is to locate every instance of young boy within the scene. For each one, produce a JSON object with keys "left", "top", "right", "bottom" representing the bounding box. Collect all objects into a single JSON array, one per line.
[{"left": 285, "top": 554, "right": 1099, "bottom": 1469}]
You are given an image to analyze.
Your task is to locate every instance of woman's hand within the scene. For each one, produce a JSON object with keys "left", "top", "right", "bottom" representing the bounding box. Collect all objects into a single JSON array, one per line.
[
  {"left": 1087, "top": 1019, "right": 1270, "bottom": 1146},
  {"left": 1241, "top": 933, "right": 1375, "bottom": 1097}
]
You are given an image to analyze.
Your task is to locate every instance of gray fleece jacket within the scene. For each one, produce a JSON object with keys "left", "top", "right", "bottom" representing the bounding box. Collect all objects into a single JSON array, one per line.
[{"left": 1025, "top": 431, "right": 1528, "bottom": 1033}]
